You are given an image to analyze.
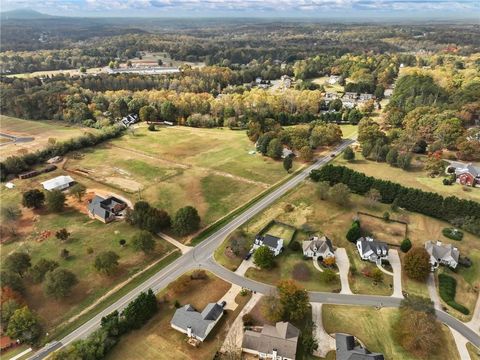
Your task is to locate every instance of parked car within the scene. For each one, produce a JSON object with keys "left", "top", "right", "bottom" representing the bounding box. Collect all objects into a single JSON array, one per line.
[{"left": 245, "top": 252, "right": 252, "bottom": 260}]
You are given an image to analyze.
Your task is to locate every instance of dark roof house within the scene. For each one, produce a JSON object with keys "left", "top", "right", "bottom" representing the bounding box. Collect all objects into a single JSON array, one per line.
[
  {"left": 242, "top": 322, "right": 300, "bottom": 360},
  {"left": 87, "top": 195, "right": 127, "bottom": 223},
  {"left": 253, "top": 234, "right": 284, "bottom": 256},
  {"left": 336, "top": 333, "right": 384, "bottom": 360},
  {"left": 170, "top": 302, "right": 225, "bottom": 342}
]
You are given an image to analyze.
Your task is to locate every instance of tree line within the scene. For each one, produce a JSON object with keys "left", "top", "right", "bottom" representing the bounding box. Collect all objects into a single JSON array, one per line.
[{"left": 310, "top": 165, "right": 480, "bottom": 235}]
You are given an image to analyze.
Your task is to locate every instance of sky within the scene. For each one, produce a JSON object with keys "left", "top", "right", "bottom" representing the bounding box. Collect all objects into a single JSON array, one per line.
[{"left": 1, "top": 0, "right": 479, "bottom": 19}]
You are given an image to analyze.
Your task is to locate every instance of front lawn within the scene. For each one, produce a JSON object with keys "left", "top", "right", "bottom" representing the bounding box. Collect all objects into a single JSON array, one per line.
[
  {"left": 106, "top": 272, "right": 251, "bottom": 360},
  {"left": 438, "top": 267, "right": 477, "bottom": 321},
  {"left": 245, "top": 250, "right": 341, "bottom": 292},
  {"left": 347, "top": 247, "right": 393, "bottom": 296},
  {"left": 323, "top": 305, "right": 460, "bottom": 360}
]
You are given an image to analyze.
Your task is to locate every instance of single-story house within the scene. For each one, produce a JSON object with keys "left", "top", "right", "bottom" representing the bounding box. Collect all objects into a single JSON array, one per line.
[
  {"left": 282, "top": 148, "right": 294, "bottom": 159},
  {"left": 170, "top": 302, "right": 225, "bottom": 342},
  {"left": 252, "top": 234, "right": 284, "bottom": 256},
  {"left": 120, "top": 114, "right": 138, "bottom": 128},
  {"left": 359, "top": 93, "right": 374, "bottom": 101},
  {"left": 328, "top": 75, "right": 341, "bottom": 85},
  {"left": 356, "top": 237, "right": 389, "bottom": 264},
  {"left": 302, "top": 235, "right": 335, "bottom": 260},
  {"left": 454, "top": 163, "right": 480, "bottom": 187},
  {"left": 41, "top": 175, "right": 75, "bottom": 191},
  {"left": 424, "top": 240, "right": 459, "bottom": 270},
  {"left": 336, "top": 333, "right": 384, "bottom": 360},
  {"left": 343, "top": 92, "right": 359, "bottom": 101},
  {"left": 242, "top": 322, "right": 300, "bottom": 360},
  {"left": 87, "top": 195, "right": 127, "bottom": 223}
]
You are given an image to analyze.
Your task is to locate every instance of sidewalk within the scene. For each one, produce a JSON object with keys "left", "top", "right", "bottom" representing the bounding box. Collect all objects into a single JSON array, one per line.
[{"left": 158, "top": 232, "right": 192, "bottom": 254}]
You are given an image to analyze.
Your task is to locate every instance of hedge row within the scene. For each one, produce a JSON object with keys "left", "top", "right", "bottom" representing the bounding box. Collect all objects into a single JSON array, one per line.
[
  {"left": 438, "top": 274, "right": 470, "bottom": 315},
  {"left": 310, "top": 165, "right": 480, "bottom": 230},
  {"left": 442, "top": 228, "right": 464, "bottom": 241},
  {"left": 0, "top": 125, "right": 124, "bottom": 181}
]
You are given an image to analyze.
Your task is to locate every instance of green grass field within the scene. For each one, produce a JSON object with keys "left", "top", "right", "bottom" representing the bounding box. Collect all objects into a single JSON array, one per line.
[
  {"left": 0, "top": 115, "right": 93, "bottom": 160},
  {"left": 323, "top": 305, "right": 460, "bottom": 360},
  {"left": 66, "top": 126, "right": 303, "bottom": 236}
]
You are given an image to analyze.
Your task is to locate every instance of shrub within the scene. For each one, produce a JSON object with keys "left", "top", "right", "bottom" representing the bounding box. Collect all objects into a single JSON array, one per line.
[
  {"left": 400, "top": 238, "right": 412, "bottom": 253},
  {"left": 442, "top": 228, "right": 463, "bottom": 241},
  {"left": 346, "top": 220, "right": 361, "bottom": 243},
  {"left": 438, "top": 274, "right": 470, "bottom": 315},
  {"left": 343, "top": 146, "right": 355, "bottom": 161},
  {"left": 292, "top": 262, "right": 311, "bottom": 281},
  {"left": 289, "top": 240, "right": 301, "bottom": 252},
  {"left": 242, "top": 313, "right": 255, "bottom": 326}
]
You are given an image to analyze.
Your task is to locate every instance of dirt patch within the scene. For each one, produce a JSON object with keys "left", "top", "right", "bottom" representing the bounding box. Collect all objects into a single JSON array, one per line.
[{"left": 105, "top": 177, "right": 143, "bottom": 192}]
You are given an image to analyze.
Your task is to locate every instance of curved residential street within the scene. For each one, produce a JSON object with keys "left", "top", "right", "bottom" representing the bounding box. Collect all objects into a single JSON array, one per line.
[{"left": 29, "top": 137, "right": 480, "bottom": 359}]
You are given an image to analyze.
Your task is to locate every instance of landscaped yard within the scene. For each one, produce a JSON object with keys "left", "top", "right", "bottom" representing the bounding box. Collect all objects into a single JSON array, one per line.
[
  {"left": 0, "top": 115, "right": 95, "bottom": 160},
  {"left": 245, "top": 250, "right": 341, "bottom": 292},
  {"left": 215, "top": 179, "right": 479, "bottom": 296},
  {"left": 334, "top": 151, "right": 480, "bottom": 202},
  {"left": 323, "top": 305, "right": 461, "bottom": 360},
  {"left": 106, "top": 272, "right": 249, "bottom": 360}
]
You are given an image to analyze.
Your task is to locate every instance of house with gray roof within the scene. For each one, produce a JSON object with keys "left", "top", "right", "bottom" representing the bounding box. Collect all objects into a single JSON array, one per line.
[
  {"left": 303, "top": 235, "right": 335, "bottom": 260},
  {"left": 170, "top": 302, "right": 225, "bottom": 342},
  {"left": 252, "top": 234, "right": 284, "bottom": 256},
  {"left": 336, "top": 333, "right": 384, "bottom": 360},
  {"left": 424, "top": 240, "right": 459, "bottom": 270},
  {"left": 87, "top": 195, "right": 127, "bottom": 223},
  {"left": 242, "top": 322, "right": 300, "bottom": 360},
  {"left": 356, "top": 237, "right": 389, "bottom": 264}
]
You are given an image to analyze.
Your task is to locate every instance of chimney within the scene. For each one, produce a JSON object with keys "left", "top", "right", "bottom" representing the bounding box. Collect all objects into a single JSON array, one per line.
[
  {"left": 272, "top": 349, "right": 278, "bottom": 359},
  {"left": 187, "top": 326, "right": 192, "bottom": 338},
  {"left": 436, "top": 240, "right": 442, "bottom": 246}
]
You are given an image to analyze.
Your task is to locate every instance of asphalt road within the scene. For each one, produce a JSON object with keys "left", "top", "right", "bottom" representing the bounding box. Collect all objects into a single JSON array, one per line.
[{"left": 30, "top": 137, "right": 480, "bottom": 358}]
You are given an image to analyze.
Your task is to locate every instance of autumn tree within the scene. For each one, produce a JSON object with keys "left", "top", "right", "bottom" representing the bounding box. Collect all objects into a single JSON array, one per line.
[
  {"left": 404, "top": 247, "right": 431, "bottom": 282},
  {"left": 277, "top": 279, "right": 310, "bottom": 321},
  {"left": 329, "top": 183, "right": 350, "bottom": 206}
]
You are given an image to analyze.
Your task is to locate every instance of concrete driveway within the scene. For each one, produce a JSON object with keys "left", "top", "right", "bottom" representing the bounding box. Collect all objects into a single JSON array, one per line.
[
  {"left": 387, "top": 250, "right": 403, "bottom": 298},
  {"left": 335, "top": 248, "right": 352, "bottom": 295},
  {"left": 310, "top": 303, "right": 335, "bottom": 357},
  {"left": 235, "top": 258, "right": 254, "bottom": 276},
  {"left": 427, "top": 272, "right": 441, "bottom": 310}
]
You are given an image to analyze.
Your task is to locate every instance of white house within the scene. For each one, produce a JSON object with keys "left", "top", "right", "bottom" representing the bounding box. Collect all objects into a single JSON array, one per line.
[
  {"left": 252, "top": 234, "right": 284, "bottom": 256},
  {"left": 424, "top": 240, "right": 459, "bottom": 271},
  {"left": 328, "top": 75, "right": 340, "bottom": 85},
  {"left": 356, "top": 237, "right": 389, "bottom": 264},
  {"left": 41, "top": 175, "right": 75, "bottom": 192},
  {"left": 170, "top": 302, "right": 225, "bottom": 342},
  {"left": 302, "top": 236, "right": 335, "bottom": 260}
]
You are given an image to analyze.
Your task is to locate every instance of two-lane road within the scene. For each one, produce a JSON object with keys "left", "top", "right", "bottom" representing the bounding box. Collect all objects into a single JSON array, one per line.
[{"left": 30, "top": 137, "right": 480, "bottom": 359}]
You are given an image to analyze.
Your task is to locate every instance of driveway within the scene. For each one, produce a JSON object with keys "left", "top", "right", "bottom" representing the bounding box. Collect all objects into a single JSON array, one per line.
[
  {"left": 467, "top": 294, "right": 480, "bottom": 333},
  {"left": 310, "top": 303, "right": 335, "bottom": 358},
  {"left": 387, "top": 250, "right": 403, "bottom": 298},
  {"left": 335, "top": 248, "right": 352, "bottom": 295},
  {"left": 449, "top": 327, "right": 472, "bottom": 360},
  {"left": 235, "top": 258, "right": 254, "bottom": 276},
  {"left": 218, "top": 284, "right": 242, "bottom": 311},
  {"left": 427, "top": 272, "right": 441, "bottom": 310},
  {"left": 220, "top": 293, "right": 262, "bottom": 353}
]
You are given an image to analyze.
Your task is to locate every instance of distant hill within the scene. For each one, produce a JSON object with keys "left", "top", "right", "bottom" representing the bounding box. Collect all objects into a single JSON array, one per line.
[{"left": 0, "top": 9, "right": 57, "bottom": 20}]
